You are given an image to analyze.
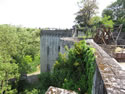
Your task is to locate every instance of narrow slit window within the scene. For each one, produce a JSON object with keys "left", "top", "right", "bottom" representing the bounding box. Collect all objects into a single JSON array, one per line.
[
  {"left": 58, "top": 46, "right": 60, "bottom": 52},
  {"left": 47, "top": 46, "right": 49, "bottom": 56}
]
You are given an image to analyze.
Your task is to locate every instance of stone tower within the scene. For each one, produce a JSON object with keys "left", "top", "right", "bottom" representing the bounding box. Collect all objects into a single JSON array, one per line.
[{"left": 40, "top": 29, "right": 72, "bottom": 72}]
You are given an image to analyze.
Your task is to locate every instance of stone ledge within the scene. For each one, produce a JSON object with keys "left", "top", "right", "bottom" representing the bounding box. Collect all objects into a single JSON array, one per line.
[{"left": 87, "top": 39, "right": 125, "bottom": 94}]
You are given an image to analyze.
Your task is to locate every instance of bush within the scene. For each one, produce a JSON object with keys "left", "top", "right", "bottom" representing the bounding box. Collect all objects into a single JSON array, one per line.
[
  {"left": 38, "top": 72, "right": 52, "bottom": 93},
  {"left": 53, "top": 40, "right": 95, "bottom": 94},
  {"left": 29, "top": 55, "right": 40, "bottom": 73},
  {"left": 24, "top": 89, "right": 39, "bottom": 94},
  {"left": 38, "top": 40, "right": 95, "bottom": 94}
]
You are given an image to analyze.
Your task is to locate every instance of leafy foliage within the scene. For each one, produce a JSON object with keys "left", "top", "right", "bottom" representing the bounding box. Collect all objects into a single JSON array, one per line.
[
  {"left": 19, "top": 55, "right": 33, "bottom": 74},
  {"left": 54, "top": 40, "right": 95, "bottom": 94},
  {"left": 102, "top": 15, "right": 114, "bottom": 28},
  {"left": 0, "top": 24, "right": 40, "bottom": 93},
  {"left": 102, "top": 0, "right": 125, "bottom": 31},
  {"left": 38, "top": 40, "right": 96, "bottom": 94},
  {"left": 90, "top": 15, "right": 114, "bottom": 29},
  {"left": 24, "top": 89, "right": 40, "bottom": 94},
  {"left": 0, "top": 63, "right": 19, "bottom": 94},
  {"left": 75, "top": 0, "right": 98, "bottom": 31}
]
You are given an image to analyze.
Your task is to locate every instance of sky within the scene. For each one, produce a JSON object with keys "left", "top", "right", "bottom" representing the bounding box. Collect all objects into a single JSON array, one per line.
[{"left": 0, "top": 0, "right": 116, "bottom": 29}]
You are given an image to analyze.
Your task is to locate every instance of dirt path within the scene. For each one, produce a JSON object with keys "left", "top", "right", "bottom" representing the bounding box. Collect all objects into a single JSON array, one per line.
[{"left": 27, "top": 66, "right": 40, "bottom": 84}]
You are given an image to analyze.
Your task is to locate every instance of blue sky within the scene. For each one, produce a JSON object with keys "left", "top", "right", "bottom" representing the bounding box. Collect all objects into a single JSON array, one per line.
[{"left": 0, "top": 0, "right": 116, "bottom": 29}]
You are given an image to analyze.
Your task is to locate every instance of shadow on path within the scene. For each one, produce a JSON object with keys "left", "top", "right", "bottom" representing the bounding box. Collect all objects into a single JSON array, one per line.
[{"left": 27, "top": 69, "right": 40, "bottom": 84}]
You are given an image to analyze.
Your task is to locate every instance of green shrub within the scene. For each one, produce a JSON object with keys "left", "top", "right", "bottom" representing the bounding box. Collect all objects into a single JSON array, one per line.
[
  {"left": 24, "top": 89, "right": 39, "bottom": 94},
  {"left": 38, "top": 72, "right": 52, "bottom": 93},
  {"left": 19, "top": 55, "right": 33, "bottom": 74},
  {"left": 38, "top": 39, "right": 95, "bottom": 94},
  {"left": 53, "top": 40, "right": 95, "bottom": 94},
  {"left": 29, "top": 55, "right": 40, "bottom": 73},
  {"left": 19, "top": 55, "right": 40, "bottom": 74}
]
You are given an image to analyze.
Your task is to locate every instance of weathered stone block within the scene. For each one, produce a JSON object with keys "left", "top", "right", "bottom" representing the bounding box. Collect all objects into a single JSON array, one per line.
[{"left": 45, "top": 86, "right": 78, "bottom": 94}]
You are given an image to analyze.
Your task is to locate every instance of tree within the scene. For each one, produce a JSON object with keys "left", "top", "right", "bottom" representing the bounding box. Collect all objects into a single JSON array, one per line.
[
  {"left": 15, "top": 27, "right": 40, "bottom": 74},
  {"left": 0, "top": 24, "right": 40, "bottom": 93},
  {"left": 0, "top": 25, "right": 19, "bottom": 93},
  {"left": 101, "top": 15, "right": 114, "bottom": 28},
  {"left": 89, "top": 16, "right": 101, "bottom": 29},
  {"left": 75, "top": 0, "right": 98, "bottom": 30},
  {"left": 19, "top": 55, "right": 32, "bottom": 74},
  {"left": 0, "top": 60, "right": 19, "bottom": 94},
  {"left": 0, "top": 25, "right": 19, "bottom": 63},
  {"left": 89, "top": 15, "right": 114, "bottom": 30},
  {"left": 102, "top": 0, "right": 125, "bottom": 31}
]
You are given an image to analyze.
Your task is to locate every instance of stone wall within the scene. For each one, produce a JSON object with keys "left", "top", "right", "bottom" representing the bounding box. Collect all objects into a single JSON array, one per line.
[
  {"left": 87, "top": 39, "right": 125, "bottom": 94},
  {"left": 92, "top": 64, "right": 107, "bottom": 94},
  {"left": 40, "top": 30, "right": 72, "bottom": 72}
]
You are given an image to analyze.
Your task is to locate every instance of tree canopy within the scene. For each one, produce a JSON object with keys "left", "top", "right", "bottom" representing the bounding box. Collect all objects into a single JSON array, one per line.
[
  {"left": 102, "top": 0, "right": 125, "bottom": 31},
  {"left": 75, "top": 0, "right": 98, "bottom": 30},
  {"left": 0, "top": 24, "right": 40, "bottom": 93}
]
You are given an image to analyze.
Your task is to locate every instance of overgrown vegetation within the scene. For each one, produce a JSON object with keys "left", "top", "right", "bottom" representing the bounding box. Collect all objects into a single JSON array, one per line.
[
  {"left": 38, "top": 40, "right": 95, "bottom": 94},
  {"left": 0, "top": 24, "right": 40, "bottom": 93}
]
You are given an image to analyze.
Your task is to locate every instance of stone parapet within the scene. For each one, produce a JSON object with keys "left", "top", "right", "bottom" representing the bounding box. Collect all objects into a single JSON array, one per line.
[
  {"left": 87, "top": 39, "right": 125, "bottom": 94},
  {"left": 40, "top": 30, "right": 73, "bottom": 37}
]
